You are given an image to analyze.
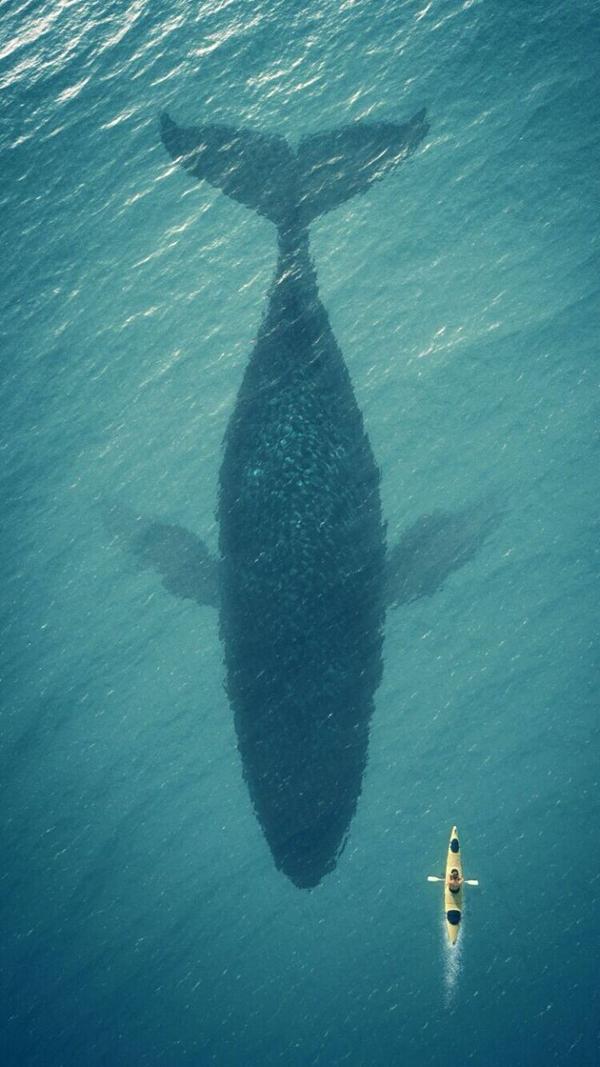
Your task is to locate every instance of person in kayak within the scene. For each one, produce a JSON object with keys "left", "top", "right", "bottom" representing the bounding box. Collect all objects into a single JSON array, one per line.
[{"left": 448, "top": 868, "right": 464, "bottom": 894}]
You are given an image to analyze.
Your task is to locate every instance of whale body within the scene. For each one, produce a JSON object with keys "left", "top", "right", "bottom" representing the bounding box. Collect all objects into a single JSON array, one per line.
[
  {"left": 158, "top": 109, "right": 429, "bottom": 887},
  {"left": 219, "top": 237, "right": 385, "bottom": 887},
  {"left": 160, "top": 110, "right": 433, "bottom": 886}
]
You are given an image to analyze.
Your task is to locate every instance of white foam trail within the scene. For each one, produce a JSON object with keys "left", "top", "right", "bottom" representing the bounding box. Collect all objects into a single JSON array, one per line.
[{"left": 442, "top": 916, "right": 463, "bottom": 1010}]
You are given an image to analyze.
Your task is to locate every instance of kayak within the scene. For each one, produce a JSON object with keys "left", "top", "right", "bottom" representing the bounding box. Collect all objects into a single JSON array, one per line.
[
  {"left": 444, "top": 825, "right": 463, "bottom": 945},
  {"left": 428, "top": 826, "right": 478, "bottom": 945}
]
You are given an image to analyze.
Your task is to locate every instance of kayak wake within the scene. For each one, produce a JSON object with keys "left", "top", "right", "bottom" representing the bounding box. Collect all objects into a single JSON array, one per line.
[{"left": 442, "top": 919, "right": 463, "bottom": 1009}]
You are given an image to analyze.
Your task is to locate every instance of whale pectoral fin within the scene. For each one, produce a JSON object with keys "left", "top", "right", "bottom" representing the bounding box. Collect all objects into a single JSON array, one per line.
[
  {"left": 133, "top": 521, "right": 219, "bottom": 608},
  {"left": 103, "top": 503, "right": 219, "bottom": 609},
  {"left": 385, "top": 501, "right": 502, "bottom": 608},
  {"left": 297, "top": 108, "right": 429, "bottom": 223},
  {"left": 160, "top": 113, "right": 294, "bottom": 225}
]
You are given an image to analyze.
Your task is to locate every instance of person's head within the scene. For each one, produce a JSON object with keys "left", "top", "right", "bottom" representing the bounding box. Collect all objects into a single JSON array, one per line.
[{"left": 450, "top": 868, "right": 459, "bottom": 878}]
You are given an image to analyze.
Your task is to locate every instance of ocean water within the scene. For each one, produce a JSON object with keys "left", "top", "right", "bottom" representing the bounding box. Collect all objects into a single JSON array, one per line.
[{"left": 1, "top": 1, "right": 599, "bottom": 1064}]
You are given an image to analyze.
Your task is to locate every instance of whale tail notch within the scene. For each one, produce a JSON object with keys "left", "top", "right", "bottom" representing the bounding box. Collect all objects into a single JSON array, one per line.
[{"left": 160, "top": 108, "right": 429, "bottom": 229}]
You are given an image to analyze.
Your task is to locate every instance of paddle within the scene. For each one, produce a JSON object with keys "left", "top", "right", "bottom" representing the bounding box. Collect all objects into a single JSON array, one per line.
[{"left": 427, "top": 876, "right": 479, "bottom": 886}]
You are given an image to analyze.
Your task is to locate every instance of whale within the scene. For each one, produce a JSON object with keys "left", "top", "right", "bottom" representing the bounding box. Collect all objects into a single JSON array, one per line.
[
  {"left": 108, "top": 108, "right": 500, "bottom": 888},
  {"left": 159, "top": 108, "right": 430, "bottom": 889}
]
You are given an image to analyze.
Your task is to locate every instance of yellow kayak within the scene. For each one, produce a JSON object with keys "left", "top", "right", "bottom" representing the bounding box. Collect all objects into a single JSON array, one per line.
[
  {"left": 428, "top": 825, "right": 478, "bottom": 946},
  {"left": 444, "top": 825, "right": 463, "bottom": 945}
]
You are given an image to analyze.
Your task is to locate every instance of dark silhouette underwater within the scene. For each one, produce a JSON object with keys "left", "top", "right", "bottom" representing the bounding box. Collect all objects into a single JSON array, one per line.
[{"left": 107, "top": 108, "right": 500, "bottom": 888}]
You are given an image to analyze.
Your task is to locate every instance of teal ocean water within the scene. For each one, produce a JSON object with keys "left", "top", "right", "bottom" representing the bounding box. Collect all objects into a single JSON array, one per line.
[{"left": 1, "top": 1, "right": 599, "bottom": 1064}]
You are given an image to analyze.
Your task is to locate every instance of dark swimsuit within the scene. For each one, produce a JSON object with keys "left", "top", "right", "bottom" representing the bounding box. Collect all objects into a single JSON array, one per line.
[{"left": 449, "top": 884, "right": 460, "bottom": 894}]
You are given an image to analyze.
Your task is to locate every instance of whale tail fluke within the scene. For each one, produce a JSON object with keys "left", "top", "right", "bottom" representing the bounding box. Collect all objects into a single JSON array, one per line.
[
  {"left": 160, "top": 112, "right": 295, "bottom": 227},
  {"left": 160, "top": 108, "right": 429, "bottom": 228},
  {"left": 297, "top": 108, "right": 429, "bottom": 224}
]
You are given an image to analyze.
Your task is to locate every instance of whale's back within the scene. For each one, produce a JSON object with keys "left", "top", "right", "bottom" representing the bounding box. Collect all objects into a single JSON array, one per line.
[{"left": 218, "top": 276, "right": 385, "bottom": 887}]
